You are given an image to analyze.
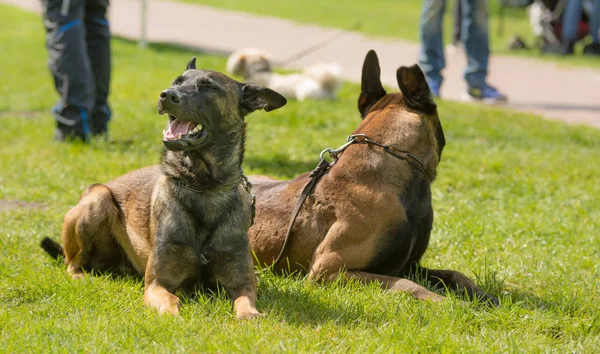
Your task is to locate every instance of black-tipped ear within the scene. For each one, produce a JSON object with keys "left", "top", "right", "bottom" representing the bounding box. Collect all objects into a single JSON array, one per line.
[
  {"left": 186, "top": 57, "right": 197, "bottom": 70},
  {"left": 396, "top": 65, "right": 436, "bottom": 115},
  {"left": 358, "top": 50, "right": 386, "bottom": 118},
  {"left": 240, "top": 83, "right": 287, "bottom": 115}
]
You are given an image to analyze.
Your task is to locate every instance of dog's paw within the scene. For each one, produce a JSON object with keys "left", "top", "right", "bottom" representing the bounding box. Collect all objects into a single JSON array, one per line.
[
  {"left": 478, "top": 293, "right": 500, "bottom": 308},
  {"left": 157, "top": 297, "right": 181, "bottom": 315},
  {"left": 67, "top": 266, "right": 86, "bottom": 279},
  {"left": 424, "top": 293, "right": 446, "bottom": 303},
  {"left": 145, "top": 289, "right": 181, "bottom": 316},
  {"left": 236, "top": 308, "right": 263, "bottom": 320}
]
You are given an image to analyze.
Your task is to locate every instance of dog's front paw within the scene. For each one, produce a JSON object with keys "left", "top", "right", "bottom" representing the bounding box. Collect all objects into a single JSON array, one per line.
[
  {"left": 157, "top": 296, "right": 181, "bottom": 315},
  {"left": 144, "top": 284, "right": 181, "bottom": 315},
  {"left": 236, "top": 308, "right": 263, "bottom": 320}
]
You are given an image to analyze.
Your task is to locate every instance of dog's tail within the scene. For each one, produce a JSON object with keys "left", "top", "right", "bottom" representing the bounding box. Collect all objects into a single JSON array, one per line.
[
  {"left": 41, "top": 237, "right": 64, "bottom": 260},
  {"left": 303, "top": 63, "right": 343, "bottom": 93}
]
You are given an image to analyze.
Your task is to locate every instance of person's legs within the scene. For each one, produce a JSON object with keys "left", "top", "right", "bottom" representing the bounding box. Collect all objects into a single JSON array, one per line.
[
  {"left": 583, "top": 0, "right": 600, "bottom": 55},
  {"left": 461, "top": 0, "right": 488, "bottom": 89},
  {"left": 591, "top": 0, "right": 600, "bottom": 43},
  {"left": 562, "top": 0, "right": 583, "bottom": 43},
  {"left": 418, "top": 0, "right": 446, "bottom": 97},
  {"left": 85, "top": 0, "right": 112, "bottom": 136},
  {"left": 461, "top": 0, "right": 507, "bottom": 102},
  {"left": 453, "top": 0, "right": 463, "bottom": 47},
  {"left": 42, "top": 0, "right": 93, "bottom": 140}
]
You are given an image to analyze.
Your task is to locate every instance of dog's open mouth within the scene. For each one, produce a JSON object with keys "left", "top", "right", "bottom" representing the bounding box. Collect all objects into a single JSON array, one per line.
[
  {"left": 160, "top": 113, "right": 208, "bottom": 151},
  {"left": 163, "top": 114, "right": 206, "bottom": 141}
]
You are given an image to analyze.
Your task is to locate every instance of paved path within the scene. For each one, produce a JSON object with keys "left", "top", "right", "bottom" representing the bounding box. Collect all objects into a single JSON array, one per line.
[{"left": 5, "top": 0, "right": 600, "bottom": 127}]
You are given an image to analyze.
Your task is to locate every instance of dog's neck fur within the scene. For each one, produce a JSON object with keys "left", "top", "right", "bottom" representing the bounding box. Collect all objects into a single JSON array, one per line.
[{"left": 160, "top": 125, "right": 246, "bottom": 193}]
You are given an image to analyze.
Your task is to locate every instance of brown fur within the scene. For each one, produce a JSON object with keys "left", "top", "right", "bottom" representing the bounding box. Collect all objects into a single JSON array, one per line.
[{"left": 249, "top": 50, "right": 498, "bottom": 305}]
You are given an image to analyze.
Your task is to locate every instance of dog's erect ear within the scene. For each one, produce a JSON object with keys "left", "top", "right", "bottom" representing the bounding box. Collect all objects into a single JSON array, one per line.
[
  {"left": 240, "top": 83, "right": 287, "bottom": 115},
  {"left": 186, "top": 57, "right": 197, "bottom": 70},
  {"left": 396, "top": 64, "right": 436, "bottom": 115},
  {"left": 358, "top": 50, "right": 386, "bottom": 118}
]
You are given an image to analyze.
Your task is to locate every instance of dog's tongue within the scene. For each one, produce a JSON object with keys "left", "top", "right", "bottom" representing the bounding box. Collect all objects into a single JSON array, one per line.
[{"left": 164, "top": 120, "right": 197, "bottom": 140}]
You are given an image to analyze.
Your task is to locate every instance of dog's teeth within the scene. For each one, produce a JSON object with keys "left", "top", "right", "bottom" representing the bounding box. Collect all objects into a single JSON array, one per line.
[
  {"left": 162, "top": 130, "right": 166, "bottom": 135},
  {"left": 193, "top": 125, "right": 201, "bottom": 133},
  {"left": 177, "top": 133, "right": 182, "bottom": 139}
]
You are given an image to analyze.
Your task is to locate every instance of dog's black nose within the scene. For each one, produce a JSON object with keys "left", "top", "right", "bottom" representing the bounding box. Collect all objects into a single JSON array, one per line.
[{"left": 160, "top": 89, "right": 181, "bottom": 103}]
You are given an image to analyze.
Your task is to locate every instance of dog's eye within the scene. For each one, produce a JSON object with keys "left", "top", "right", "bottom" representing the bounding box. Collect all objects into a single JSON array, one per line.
[
  {"left": 197, "top": 81, "right": 218, "bottom": 91},
  {"left": 172, "top": 76, "right": 183, "bottom": 86}
]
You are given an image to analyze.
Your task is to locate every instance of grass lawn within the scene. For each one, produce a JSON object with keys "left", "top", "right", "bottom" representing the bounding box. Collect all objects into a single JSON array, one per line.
[
  {"left": 181, "top": 0, "right": 600, "bottom": 69},
  {"left": 1, "top": 4, "right": 600, "bottom": 352}
]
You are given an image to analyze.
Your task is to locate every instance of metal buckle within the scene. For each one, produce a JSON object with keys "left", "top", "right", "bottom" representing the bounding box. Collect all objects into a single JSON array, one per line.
[
  {"left": 241, "top": 170, "right": 255, "bottom": 205},
  {"left": 319, "top": 148, "right": 338, "bottom": 163},
  {"left": 348, "top": 134, "right": 368, "bottom": 142}
]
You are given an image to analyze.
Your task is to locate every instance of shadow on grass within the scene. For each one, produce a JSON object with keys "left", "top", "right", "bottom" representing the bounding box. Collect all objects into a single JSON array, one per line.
[{"left": 257, "top": 281, "right": 379, "bottom": 326}]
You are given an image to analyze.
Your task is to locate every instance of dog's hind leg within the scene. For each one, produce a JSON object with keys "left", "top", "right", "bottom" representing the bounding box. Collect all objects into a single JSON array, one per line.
[
  {"left": 61, "top": 206, "right": 86, "bottom": 278},
  {"left": 61, "top": 184, "right": 119, "bottom": 279},
  {"left": 309, "top": 260, "right": 445, "bottom": 302},
  {"left": 417, "top": 267, "right": 499, "bottom": 306},
  {"left": 306, "top": 221, "right": 445, "bottom": 302}
]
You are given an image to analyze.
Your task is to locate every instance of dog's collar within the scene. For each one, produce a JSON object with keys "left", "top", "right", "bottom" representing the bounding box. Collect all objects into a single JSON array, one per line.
[
  {"left": 321, "top": 134, "right": 432, "bottom": 182},
  {"left": 171, "top": 170, "right": 255, "bottom": 199}
]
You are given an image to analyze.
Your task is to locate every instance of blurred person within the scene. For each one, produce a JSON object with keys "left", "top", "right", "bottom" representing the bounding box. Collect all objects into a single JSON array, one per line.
[
  {"left": 453, "top": 0, "right": 463, "bottom": 48},
  {"left": 419, "top": 0, "right": 508, "bottom": 102},
  {"left": 561, "top": 0, "right": 600, "bottom": 55},
  {"left": 42, "top": 0, "right": 112, "bottom": 141}
]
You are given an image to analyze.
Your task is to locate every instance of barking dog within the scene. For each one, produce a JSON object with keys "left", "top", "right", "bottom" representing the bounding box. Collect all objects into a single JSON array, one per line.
[
  {"left": 247, "top": 50, "right": 498, "bottom": 305},
  {"left": 226, "top": 48, "right": 342, "bottom": 101},
  {"left": 41, "top": 57, "right": 287, "bottom": 318}
]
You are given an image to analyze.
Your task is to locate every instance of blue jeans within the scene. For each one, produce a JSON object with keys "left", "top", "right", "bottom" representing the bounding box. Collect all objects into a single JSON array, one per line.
[
  {"left": 562, "top": 0, "right": 600, "bottom": 43},
  {"left": 418, "top": 0, "right": 489, "bottom": 88}
]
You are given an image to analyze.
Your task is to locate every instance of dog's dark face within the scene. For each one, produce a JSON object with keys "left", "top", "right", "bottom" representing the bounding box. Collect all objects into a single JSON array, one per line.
[{"left": 158, "top": 57, "right": 287, "bottom": 151}]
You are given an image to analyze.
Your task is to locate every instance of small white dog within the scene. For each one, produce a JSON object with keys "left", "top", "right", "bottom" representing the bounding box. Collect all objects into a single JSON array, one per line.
[{"left": 226, "top": 48, "right": 342, "bottom": 101}]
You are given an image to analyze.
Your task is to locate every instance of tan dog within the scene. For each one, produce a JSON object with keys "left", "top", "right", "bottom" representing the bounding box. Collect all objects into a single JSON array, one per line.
[
  {"left": 226, "top": 48, "right": 342, "bottom": 101},
  {"left": 248, "top": 50, "right": 498, "bottom": 305},
  {"left": 41, "top": 58, "right": 287, "bottom": 318}
]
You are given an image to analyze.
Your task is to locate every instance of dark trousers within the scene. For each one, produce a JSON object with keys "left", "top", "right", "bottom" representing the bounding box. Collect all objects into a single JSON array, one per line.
[{"left": 42, "top": 0, "right": 111, "bottom": 134}]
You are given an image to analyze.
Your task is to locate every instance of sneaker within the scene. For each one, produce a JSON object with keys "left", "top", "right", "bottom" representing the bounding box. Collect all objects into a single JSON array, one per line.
[
  {"left": 52, "top": 104, "right": 89, "bottom": 142},
  {"left": 541, "top": 40, "right": 575, "bottom": 55},
  {"left": 90, "top": 104, "right": 111, "bottom": 139},
  {"left": 464, "top": 84, "right": 508, "bottom": 103},
  {"left": 583, "top": 42, "right": 600, "bottom": 56},
  {"left": 426, "top": 78, "right": 441, "bottom": 98}
]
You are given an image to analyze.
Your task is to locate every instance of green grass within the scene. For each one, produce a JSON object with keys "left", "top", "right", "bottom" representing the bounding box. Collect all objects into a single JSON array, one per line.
[
  {"left": 1, "top": 4, "right": 600, "bottom": 352},
  {"left": 181, "top": 0, "right": 600, "bottom": 69}
]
